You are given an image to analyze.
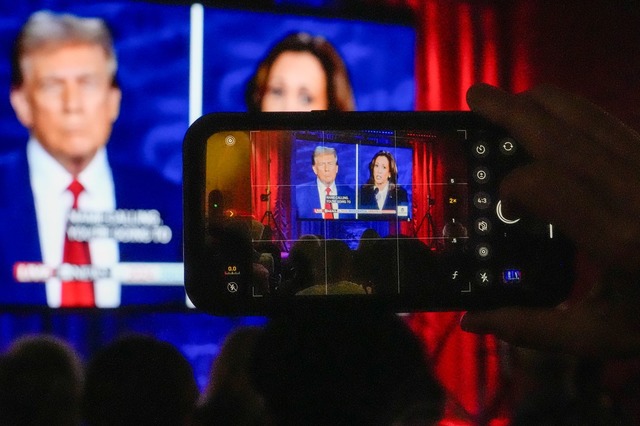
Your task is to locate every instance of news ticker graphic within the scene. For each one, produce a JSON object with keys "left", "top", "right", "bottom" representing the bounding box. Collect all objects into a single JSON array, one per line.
[
  {"left": 13, "top": 262, "right": 184, "bottom": 285},
  {"left": 312, "top": 207, "right": 408, "bottom": 216},
  {"left": 66, "top": 209, "right": 172, "bottom": 244}
]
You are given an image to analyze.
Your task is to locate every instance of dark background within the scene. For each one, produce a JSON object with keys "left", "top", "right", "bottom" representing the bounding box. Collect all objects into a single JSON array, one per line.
[{"left": 1, "top": 0, "right": 639, "bottom": 422}]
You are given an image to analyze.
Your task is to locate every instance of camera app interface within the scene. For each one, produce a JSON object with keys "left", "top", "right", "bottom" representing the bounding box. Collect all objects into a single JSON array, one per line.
[{"left": 204, "top": 127, "right": 533, "bottom": 304}]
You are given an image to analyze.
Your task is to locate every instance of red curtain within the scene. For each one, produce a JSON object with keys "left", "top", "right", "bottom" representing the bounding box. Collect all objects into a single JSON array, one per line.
[
  {"left": 402, "top": 1, "right": 535, "bottom": 424},
  {"left": 251, "top": 132, "right": 292, "bottom": 237},
  {"left": 251, "top": 1, "right": 536, "bottom": 422},
  {"left": 254, "top": 0, "right": 633, "bottom": 425}
]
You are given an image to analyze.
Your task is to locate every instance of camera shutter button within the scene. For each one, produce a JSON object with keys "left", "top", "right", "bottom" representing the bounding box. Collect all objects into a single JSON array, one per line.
[{"left": 496, "top": 200, "right": 520, "bottom": 224}]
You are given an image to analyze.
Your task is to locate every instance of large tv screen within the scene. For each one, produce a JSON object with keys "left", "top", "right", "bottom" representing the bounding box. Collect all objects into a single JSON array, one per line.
[{"left": 0, "top": 0, "right": 415, "bottom": 309}]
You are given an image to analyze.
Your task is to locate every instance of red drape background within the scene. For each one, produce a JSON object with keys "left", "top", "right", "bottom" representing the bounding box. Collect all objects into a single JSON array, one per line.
[
  {"left": 402, "top": 1, "right": 534, "bottom": 424},
  {"left": 252, "top": 1, "right": 538, "bottom": 423},
  {"left": 248, "top": 1, "right": 530, "bottom": 422},
  {"left": 254, "top": 0, "right": 640, "bottom": 425},
  {"left": 370, "top": 1, "right": 541, "bottom": 424},
  {"left": 376, "top": 1, "right": 640, "bottom": 424},
  {"left": 251, "top": 132, "right": 290, "bottom": 229},
  {"left": 407, "top": 2, "right": 640, "bottom": 425}
]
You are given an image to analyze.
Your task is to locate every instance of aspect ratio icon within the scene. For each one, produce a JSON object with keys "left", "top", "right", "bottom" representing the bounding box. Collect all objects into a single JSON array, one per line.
[{"left": 473, "top": 192, "right": 491, "bottom": 209}]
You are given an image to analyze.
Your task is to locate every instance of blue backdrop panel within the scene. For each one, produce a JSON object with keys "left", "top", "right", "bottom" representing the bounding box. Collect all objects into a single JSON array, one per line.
[
  {"left": 202, "top": 8, "right": 415, "bottom": 112},
  {"left": 0, "top": 0, "right": 415, "bottom": 392}
]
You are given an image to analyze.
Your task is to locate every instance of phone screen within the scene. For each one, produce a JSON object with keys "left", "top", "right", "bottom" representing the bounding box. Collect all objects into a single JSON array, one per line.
[{"left": 200, "top": 125, "right": 567, "bottom": 310}]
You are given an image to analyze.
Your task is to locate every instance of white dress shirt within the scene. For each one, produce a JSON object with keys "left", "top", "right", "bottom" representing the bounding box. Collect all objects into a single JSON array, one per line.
[
  {"left": 28, "top": 139, "right": 121, "bottom": 307},
  {"left": 375, "top": 183, "right": 390, "bottom": 210},
  {"left": 316, "top": 179, "right": 339, "bottom": 219}
]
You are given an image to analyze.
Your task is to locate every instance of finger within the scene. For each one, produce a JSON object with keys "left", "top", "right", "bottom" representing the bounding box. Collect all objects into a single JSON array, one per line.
[
  {"left": 460, "top": 307, "right": 574, "bottom": 353},
  {"left": 467, "top": 84, "right": 621, "bottom": 165},
  {"left": 467, "top": 84, "right": 592, "bottom": 172},
  {"left": 467, "top": 84, "right": 560, "bottom": 161},
  {"left": 469, "top": 83, "right": 640, "bottom": 221},
  {"left": 527, "top": 84, "right": 640, "bottom": 163},
  {"left": 596, "top": 268, "right": 640, "bottom": 304},
  {"left": 543, "top": 132, "right": 640, "bottom": 217},
  {"left": 526, "top": 85, "right": 640, "bottom": 215},
  {"left": 460, "top": 302, "right": 640, "bottom": 358},
  {"left": 502, "top": 164, "right": 640, "bottom": 274}
]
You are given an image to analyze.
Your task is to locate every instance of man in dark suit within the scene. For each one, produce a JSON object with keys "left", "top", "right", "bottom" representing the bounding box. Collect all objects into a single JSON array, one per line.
[
  {"left": 0, "top": 11, "right": 183, "bottom": 307},
  {"left": 294, "top": 146, "right": 355, "bottom": 220}
]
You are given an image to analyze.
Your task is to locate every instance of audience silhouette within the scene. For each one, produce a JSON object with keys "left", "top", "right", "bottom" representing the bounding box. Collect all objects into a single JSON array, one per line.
[
  {"left": 195, "top": 326, "right": 267, "bottom": 426},
  {"left": 249, "top": 310, "right": 445, "bottom": 425},
  {"left": 0, "top": 334, "right": 84, "bottom": 426},
  {"left": 82, "top": 333, "right": 199, "bottom": 426}
]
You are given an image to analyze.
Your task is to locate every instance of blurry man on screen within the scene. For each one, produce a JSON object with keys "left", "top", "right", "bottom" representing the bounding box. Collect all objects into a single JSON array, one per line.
[
  {"left": 0, "top": 11, "right": 182, "bottom": 308},
  {"left": 295, "top": 146, "right": 355, "bottom": 219}
]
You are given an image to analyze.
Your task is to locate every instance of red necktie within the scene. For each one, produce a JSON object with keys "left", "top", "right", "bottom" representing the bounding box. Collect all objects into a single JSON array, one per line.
[
  {"left": 61, "top": 179, "right": 95, "bottom": 307},
  {"left": 324, "top": 186, "right": 334, "bottom": 219}
]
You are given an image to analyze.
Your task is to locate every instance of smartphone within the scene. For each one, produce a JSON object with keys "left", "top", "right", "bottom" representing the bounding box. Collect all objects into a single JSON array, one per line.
[{"left": 183, "top": 111, "right": 574, "bottom": 315}]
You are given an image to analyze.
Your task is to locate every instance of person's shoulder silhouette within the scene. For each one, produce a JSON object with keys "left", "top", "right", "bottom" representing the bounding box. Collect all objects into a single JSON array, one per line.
[
  {"left": 0, "top": 334, "right": 84, "bottom": 426},
  {"left": 83, "top": 334, "right": 198, "bottom": 426},
  {"left": 250, "top": 310, "right": 444, "bottom": 425}
]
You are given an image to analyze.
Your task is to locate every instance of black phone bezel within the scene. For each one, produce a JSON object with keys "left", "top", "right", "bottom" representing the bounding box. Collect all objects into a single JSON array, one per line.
[{"left": 183, "top": 111, "right": 574, "bottom": 316}]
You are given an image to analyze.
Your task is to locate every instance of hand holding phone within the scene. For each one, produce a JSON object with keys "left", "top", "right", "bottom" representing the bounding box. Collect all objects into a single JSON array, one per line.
[{"left": 462, "top": 84, "right": 640, "bottom": 358}]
